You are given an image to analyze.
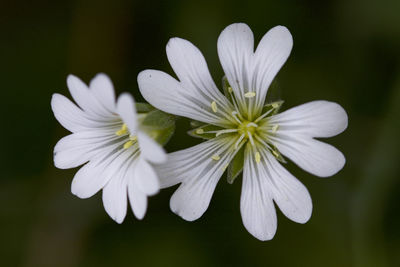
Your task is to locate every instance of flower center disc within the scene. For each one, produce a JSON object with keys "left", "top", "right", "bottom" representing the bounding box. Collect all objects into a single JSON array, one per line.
[{"left": 238, "top": 120, "right": 257, "bottom": 138}]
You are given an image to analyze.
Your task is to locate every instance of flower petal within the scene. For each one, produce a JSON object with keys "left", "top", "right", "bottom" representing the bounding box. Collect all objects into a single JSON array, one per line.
[
  {"left": 66, "top": 74, "right": 111, "bottom": 118},
  {"left": 89, "top": 73, "right": 116, "bottom": 112},
  {"left": 252, "top": 26, "right": 293, "bottom": 112},
  {"left": 71, "top": 146, "right": 131, "bottom": 198},
  {"left": 157, "top": 136, "right": 230, "bottom": 188},
  {"left": 137, "top": 132, "right": 167, "bottom": 164},
  {"left": 51, "top": 94, "right": 102, "bottom": 133},
  {"left": 134, "top": 157, "right": 160, "bottom": 196},
  {"left": 117, "top": 93, "right": 137, "bottom": 133},
  {"left": 138, "top": 70, "right": 232, "bottom": 127},
  {"left": 128, "top": 176, "right": 148, "bottom": 220},
  {"left": 240, "top": 145, "right": 277, "bottom": 241},
  {"left": 217, "top": 23, "right": 254, "bottom": 111},
  {"left": 166, "top": 38, "right": 230, "bottom": 109},
  {"left": 269, "top": 101, "right": 348, "bottom": 138},
  {"left": 262, "top": 150, "right": 312, "bottom": 223},
  {"left": 54, "top": 129, "right": 119, "bottom": 169},
  {"left": 270, "top": 135, "right": 345, "bottom": 177},
  {"left": 166, "top": 136, "right": 238, "bottom": 221},
  {"left": 102, "top": 172, "right": 128, "bottom": 224}
]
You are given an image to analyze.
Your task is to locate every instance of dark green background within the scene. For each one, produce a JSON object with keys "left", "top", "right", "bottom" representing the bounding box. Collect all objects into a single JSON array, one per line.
[{"left": 1, "top": 0, "right": 400, "bottom": 266}]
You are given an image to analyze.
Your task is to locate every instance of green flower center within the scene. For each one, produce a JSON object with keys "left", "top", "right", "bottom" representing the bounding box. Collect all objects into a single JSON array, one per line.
[
  {"left": 237, "top": 120, "right": 257, "bottom": 138},
  {"left": 188, "top": 80, "right": 286, "bottom": 166}
]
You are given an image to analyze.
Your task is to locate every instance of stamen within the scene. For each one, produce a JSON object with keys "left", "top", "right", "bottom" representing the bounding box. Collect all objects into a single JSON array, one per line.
[
  {"left": 272, "top": 149, "right": 280, "bottom": 158},
  {"left": 255, "top": 152, "right": 261, "bottom": 163},
  {"left": 215, "top": 129, "right": 238, "bottom": 137},
  {"left": 247, "top": 131, "right": 255, "bottom": 146},
  {"left": 254, "top": 108, "right": 274, "bottom": 123},
  {"left": 211, "top": 101, "right": 218, "bottom": 113},
  {"left": 129, "top": 134, "right": 137, "bottom": 141},
  {"left": 115, "top": 123, "right": 128, "bottom": 136},
  {"left": 244, "top": 91, "right": 256, "bottom": 98},
  {"left": 271, "top": 124, "right": 279, "bottom": 133},
  {"left": 123, "top": 140, "right": 134, "bottom": 149},
  {"left": 231, "top": 97, "right": 241, "bottom": 112},
  {"left": 235, "top": 133, "right": 245, "bottom": 149},
  {"left": 196, "top": 129, "right": 204, "bottom": 134},
  {"left": 272, "top": 102, "right": 280, "bottom": 109},
  {"left": 227, "top": 89, "right": 243, "bottom": 119},
  {"left": 246, "top": 122, "right": 258, "bottom": 128},
  {"left": 211, "top": 154, "right": 221, "bottom": 161},
  {"left": 254, "top": 135, "right": 272, "bottom": 150},
  {"left": 231, "top": 111, "right": 242, "bottom": 124}
]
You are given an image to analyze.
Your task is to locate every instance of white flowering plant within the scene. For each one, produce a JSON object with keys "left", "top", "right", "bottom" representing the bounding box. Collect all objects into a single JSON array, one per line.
[
  {"left": 52, "top": 23, "right": 347, "bottom": 241},
  {"left": 52, "top": 73, "right": 175, "bottom": 223}
]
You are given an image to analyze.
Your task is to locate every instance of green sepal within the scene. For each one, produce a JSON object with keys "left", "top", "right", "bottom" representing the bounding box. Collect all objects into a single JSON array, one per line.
[
  {"left": 190, "top": 120, "right": 206, "bottom": 128},
  {"left": 142, "top": 110, "right": 176, "bottom": 129},
  {"left": 261, "top": 100, "right": 284, "bottom": 115},
  {"left": 227, "top": 145, "right": 245, "bottom": 184},
  {"left": 187, "top": 124, "right": 224, "bottom": 140},
  {"left": 152, "top": 124, "right": 175, "bottom": 146},
  {"left": 140, "top": 109, "right": 177, "bottom": 146},
  {"left": 135, "top": 102, "right": 155, "bottom": 113}
]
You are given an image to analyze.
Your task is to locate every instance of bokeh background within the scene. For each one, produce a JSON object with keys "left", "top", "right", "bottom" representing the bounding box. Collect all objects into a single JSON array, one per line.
[{"left": 1, "top": 0, "right": 400, "bottom": 266}]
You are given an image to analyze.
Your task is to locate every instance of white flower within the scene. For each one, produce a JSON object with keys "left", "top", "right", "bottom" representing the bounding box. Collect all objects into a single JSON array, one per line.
[
  {"left": 51, "top": 73, "right": 167, "bottom": 223},
  {"left": 138, "top": 23, "right": 348, "bottom": 240}
]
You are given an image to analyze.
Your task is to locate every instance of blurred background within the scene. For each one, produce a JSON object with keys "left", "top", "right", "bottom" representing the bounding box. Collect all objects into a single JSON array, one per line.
[{"left": 1, "top": 0, "right": 400, "bottom": 266}]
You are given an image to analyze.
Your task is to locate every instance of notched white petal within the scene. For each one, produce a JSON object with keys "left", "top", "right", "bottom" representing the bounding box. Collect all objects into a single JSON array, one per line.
[
  {"left": 272, "top": 136, "right": 346, "bottom": 177},
  {"left": 240, "top": 147, "right": 277, "bottom": 241},
  {"left": 168, "top": 137, "right": 237, "bottom": 221},
  {"left": 166, "top": 37, "right": 224, "bottom": 102},
  {"left": 67, "top": 74, "right": 110, "bottom": 118},
  {"left": 51, "top": 93, "right": 99, "bottom": 133},
  {"left": 269, "top": 101, "right": 348, "bottom": 138},
  {"left": 138, "top": 70, "right": 228, "bottom": 126},
  {"left": 265, "top": 152, "right": 312, "bottom": 224}
]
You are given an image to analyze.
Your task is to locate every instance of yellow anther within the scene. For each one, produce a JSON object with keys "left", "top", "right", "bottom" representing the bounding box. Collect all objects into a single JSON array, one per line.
[
  {"left": 196, "top": 129, "right": 204, "bottom": 134},
  {"left": 272, "top": 150, "right": 280, "bottom": 158},
  {"left": 255, "top": 152, "right": 261, "bottom": 163},
  {"left": 271, "top": 125, "right": 279, "bottom": 133},
  {"left": 115, "top": 123, "right": 128, "bottom": 136},
  {"left": 123, "top": 140, "right": 134, "bottom": 149},
  {"left": 228, "top": 86, "right": 233, "bottom": 93},
  {"left": 211, "top": 154, "right": 221, "bottom": 161},
  {"left": 272, "top": 102, "right": 280, "bottom": 109},
  {"left": 244, "top": 91, "right": 256, "bottom": 98},
  {"left": 211, "top": 101, "right": 218, "bottom": 113},
  {"left": 129, "top": 135, "right": 137, "bottom": 141}
]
